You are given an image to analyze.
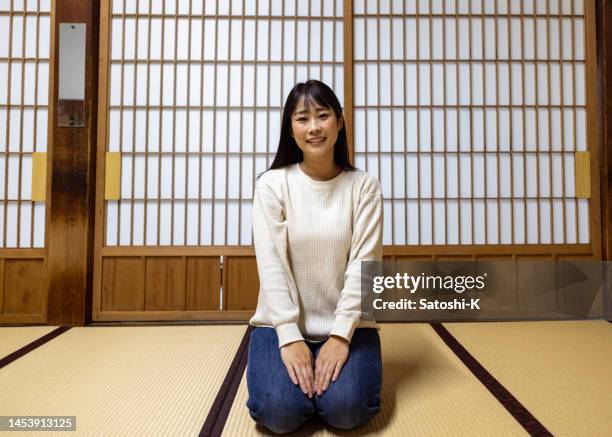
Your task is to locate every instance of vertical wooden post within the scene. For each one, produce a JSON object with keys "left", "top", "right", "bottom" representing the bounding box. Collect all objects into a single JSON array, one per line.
[
  {"left": 46, "top": 0, "right": 99, "bottom": 325},
  {"left": 596, "top": 0, "right": 612, "bottom": 320},
  {"left": 343, "top": 0, "right": 354, "bottom": 164},
  {"left": 596, "top": 0, "right": 612, "bottom": 262},
  {"left": 585, "top": 0, "right": 603, "bottom": 260}
]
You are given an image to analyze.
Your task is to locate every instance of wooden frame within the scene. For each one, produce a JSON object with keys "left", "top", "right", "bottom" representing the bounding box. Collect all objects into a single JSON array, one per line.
[
  {"left": 584, "top": 0, "right": 603, "bottom": 261},
  {"left": 90, "top": 0, "right": 605, "bottom": 323},
  {"left": 351, "top": 0, "right": 601, "bottom": 251},
  {"left": 596, "top": 0, "right": 612, "bottom": 262},
  {"left": 92, "top": 0, "right": 110, "bottom": 321},
  {"left": 0, "top": 0, "right": 54, "bottom": 324},
  {"left": 344, "top": 0, "right": 354, "bottom": 162},
  {"left": 92, "top": 0, "right": 350, "bottom": 321}
]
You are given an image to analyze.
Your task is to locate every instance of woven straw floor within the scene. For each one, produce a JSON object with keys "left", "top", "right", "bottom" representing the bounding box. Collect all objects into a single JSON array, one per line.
[
  {"left": 0, "top": 325, "right": 246, "bottom": 437},
  {"left": 443, "top": 320, "right": 612, "bottom": 437},
  {"left": 1, "top": 321, "right": 611, "bottom": 436}
]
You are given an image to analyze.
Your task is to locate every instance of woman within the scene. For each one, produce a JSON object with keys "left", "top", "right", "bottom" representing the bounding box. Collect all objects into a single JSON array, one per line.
[{"left": 246, "top": 80, "right": 383, "bottom": 434}]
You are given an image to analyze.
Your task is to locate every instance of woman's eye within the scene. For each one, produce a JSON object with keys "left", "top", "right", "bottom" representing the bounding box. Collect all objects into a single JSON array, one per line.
[{"left": 319, "top": 114, "right": 329, "bottom": 119}]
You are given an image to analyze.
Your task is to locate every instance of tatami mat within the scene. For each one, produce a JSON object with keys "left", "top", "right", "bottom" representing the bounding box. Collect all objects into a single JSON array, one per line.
[
  {"left": 0, "top": 326, "right": 59, "bottom": 359},
  {"left": 222, "top": 324, "right": 527, "bottom": 436},
  {"left": 0, "top": 325, "right": 247, "bottom": 437},
  {"left": 443, "top": 320, "right": 612, "bottom": 437}
]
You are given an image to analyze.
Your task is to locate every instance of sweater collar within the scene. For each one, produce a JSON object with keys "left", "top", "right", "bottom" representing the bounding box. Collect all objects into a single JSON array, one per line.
[{"left": 294, "top": 162, "right": 346, "bottom": 188}]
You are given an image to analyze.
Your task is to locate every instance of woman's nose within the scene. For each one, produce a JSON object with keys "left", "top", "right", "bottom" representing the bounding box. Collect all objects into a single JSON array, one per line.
[{"left": 308, "top": 119, "right": 321, "bottom": 133}]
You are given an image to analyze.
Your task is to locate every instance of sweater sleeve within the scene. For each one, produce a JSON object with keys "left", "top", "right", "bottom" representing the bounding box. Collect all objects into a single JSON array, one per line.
[
  {"left": 252, "top": 182, "right": 304, "bottom": 348},
  {"left": 329, "top": 179, "right": 383, "bottom": 343}
]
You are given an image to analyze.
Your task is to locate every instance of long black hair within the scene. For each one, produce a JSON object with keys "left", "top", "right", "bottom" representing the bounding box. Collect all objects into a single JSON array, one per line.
[{"left": 262, "top": 80, "right": 356, "bottom": 176}]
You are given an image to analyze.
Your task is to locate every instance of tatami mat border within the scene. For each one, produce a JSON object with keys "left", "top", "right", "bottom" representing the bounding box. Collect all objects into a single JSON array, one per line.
[
  {"left": 0, "top": 326, "right": 71, "bottom": 370},
  {"left": 430, "top": 323, "right": 552, "bottom": 437},
  {"left": 200, "top": 326, "right": 253, "bottom": 437}
]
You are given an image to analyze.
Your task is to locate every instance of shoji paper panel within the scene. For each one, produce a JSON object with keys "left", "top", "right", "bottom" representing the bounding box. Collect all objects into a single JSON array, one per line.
[
  {"left": 0, "top": 0, "right": 51, "bottom": 247},
  {"left": 106, "top": 0, "right": 344, "bottom": 246},
  {"left": 353, "top": 0, "right": 588, "bottom": 245}
]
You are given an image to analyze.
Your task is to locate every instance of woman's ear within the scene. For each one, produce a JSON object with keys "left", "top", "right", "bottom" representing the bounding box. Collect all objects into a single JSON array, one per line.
[{"left": 337, "top": 115, "right": 344, "bottom": 131}]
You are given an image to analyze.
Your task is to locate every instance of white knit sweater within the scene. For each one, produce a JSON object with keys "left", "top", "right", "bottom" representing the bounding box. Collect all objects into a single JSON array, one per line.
[{"left": 249, "top": 162, "right": 382, "bottom": 348}]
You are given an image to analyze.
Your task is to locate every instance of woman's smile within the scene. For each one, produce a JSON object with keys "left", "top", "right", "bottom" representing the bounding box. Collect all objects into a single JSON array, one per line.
[{"left": 307, "top": 136, "right": 326, "bottom": 144}]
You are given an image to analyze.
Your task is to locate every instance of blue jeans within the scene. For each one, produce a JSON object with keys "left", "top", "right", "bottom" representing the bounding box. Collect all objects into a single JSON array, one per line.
[{"left": 246, "top": 327, "right": 382, "bottom": 434}]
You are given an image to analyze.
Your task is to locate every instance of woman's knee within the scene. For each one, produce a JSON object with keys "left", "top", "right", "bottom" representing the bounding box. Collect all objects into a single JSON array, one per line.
[
  {"left": 315, "top": 389, "right": 380, "bottom": 430},
  {"left": 247, "top": 393, "right": 315, "bottom": 434}
]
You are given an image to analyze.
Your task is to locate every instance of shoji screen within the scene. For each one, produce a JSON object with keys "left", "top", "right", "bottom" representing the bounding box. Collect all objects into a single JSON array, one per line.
[
  {"left": 0, "top": 0, "right": 50, "bottom": 248},
  {"left": 105, "top": 0, "right": 344, "bottom": 247},
  {"left": 353, "top": 0, "right": 589, "bottom": 246}
]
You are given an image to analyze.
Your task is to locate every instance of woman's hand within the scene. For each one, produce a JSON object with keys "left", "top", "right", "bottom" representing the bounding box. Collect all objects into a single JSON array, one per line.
[
  {"left": 314, "top": 335, "right": 349, "bottom": 396},
  {"left": 280, "top": 340, "right": 315, "bottom": 398}
]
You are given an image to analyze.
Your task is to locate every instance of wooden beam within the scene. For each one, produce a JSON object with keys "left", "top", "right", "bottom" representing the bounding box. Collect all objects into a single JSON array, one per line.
[
  {"left": 596, "top": 0, "right": 612, "bottom": 262},
  {"left": 97, "top": 244, "right": 594, "bottom": 258},
  {"left": 585, "top": 0, "right": 603, "bottom": 261},
  {"left": 343, "top": 0, "right": 354, "bottom": 164},
  {"left": 46, "top": 0, "right": 100, "bottom": 325}
]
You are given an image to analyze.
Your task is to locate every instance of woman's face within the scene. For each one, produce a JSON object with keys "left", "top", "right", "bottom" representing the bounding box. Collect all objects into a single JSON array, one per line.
[{"left": 290, "top": 99, "right": 343, "bottom": 162}]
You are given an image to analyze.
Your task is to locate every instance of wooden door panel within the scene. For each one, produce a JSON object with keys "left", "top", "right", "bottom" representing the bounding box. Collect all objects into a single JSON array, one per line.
[
  {"left": 101, "top": 257, "right": 145, "bottom": 311},
  {"left": 2, "top": 259, "right": 46, "bottom": 316},
  {"left": 186, "top": 257, "right": 221, "bottom": 311},
  {"left": 225, "top": 257, "right": 259, "bottom": 311},
  {"left": 145, "top": 257, "right": 186, "bottom": 311}
]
